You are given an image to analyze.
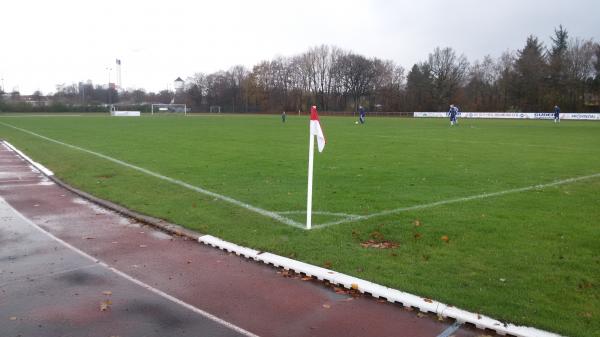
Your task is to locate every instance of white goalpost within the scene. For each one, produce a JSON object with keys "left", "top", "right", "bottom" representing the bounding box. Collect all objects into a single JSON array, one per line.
[{"left": 151, "top": 104, "right": 187, "bottom": 115}]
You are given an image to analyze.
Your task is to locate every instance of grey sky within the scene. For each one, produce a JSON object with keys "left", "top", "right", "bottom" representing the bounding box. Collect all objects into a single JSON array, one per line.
[{"left": 1, "top": 0, "right": 598, "bottom": 95}]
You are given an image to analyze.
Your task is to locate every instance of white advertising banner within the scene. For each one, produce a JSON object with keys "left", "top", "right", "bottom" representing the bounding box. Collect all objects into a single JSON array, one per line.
[
  {"left": 414, "top": 112, "right": 600, "bottom": 120},
  {"left": 111, "top": 111, "right": 141, "bottom": 117}
]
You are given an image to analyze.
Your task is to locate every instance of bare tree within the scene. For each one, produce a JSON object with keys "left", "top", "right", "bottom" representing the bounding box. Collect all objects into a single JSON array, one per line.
[{"left": 427, "top": 47, "right": 469, "bottom": 109}]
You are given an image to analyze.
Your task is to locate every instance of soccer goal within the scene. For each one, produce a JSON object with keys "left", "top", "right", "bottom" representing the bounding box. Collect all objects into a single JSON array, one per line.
[
  {"left": 209, "top": 105, "right": 222, "bottom": 113},
  {"left": 151, "top": 104, "right": 187, "bottom": 115}
]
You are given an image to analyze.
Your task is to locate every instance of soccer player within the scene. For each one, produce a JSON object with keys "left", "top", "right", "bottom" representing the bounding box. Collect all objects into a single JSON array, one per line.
[
  {"left": 553, "top": 105, "right": 560, "bottom": 123},
  {"left": 358, "top": 106, "right": 366, "bottom": 124},
  {"left": 282, "top": 111, "right": 286, "bottom": 123},
  {"left": 448, "top": 104, "right": 458, "bottom": 126}
]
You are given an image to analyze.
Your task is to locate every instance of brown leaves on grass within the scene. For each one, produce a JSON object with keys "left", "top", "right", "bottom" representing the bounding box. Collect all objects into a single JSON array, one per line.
[
  {"left": 323, "top": 261, "right": 332, "bottom": 268},
  {"left": 360, "top": 240, "right": 399, "bottom": 249},
  {"left": 440, "top": 235, "right": 450, "bottom": 243},
  {"left": 360, "top": 230, "right": 400, "bottom": 249}
]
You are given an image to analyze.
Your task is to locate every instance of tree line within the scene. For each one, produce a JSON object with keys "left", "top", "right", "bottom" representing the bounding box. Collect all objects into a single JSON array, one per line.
[{"left": 2, "top": 26, "right": 599, "bottom": 113}]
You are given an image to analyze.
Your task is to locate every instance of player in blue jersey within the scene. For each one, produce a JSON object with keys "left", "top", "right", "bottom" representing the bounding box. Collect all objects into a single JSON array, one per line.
[
  {"left": 553, "top": 105, "right": 560, "bottom": 123},
  {"left": 448, "top": 104, "right": 458, "bottom": 126},
  {"left": 358, "top": 106, "right": 366, "bottom": 124}
]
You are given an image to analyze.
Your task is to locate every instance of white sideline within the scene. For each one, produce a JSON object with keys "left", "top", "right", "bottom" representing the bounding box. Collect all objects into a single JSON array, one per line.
[
  {"left": 199, "top": 235, "right": 563, "bottom": 337},
  {"left": 0, "top": 197, "right": 259, "bottom": 337},
  {"left": 0, "top": 125, "right": 302, "bottom": 228},
  {"left": 316, "top": 172, "right": 600, "bottom": 228}
]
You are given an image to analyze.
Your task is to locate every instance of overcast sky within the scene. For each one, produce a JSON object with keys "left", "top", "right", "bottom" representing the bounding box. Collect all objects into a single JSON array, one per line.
[{"left": 1, "top": 0, "right": 599, "bottom": 95}]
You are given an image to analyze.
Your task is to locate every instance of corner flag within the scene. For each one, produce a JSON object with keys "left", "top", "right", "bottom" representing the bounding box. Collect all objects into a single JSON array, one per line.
[
  {"left": 310, "top": 106, "right": 326, "bottom": 152},
  {"left": 306, "top": 106, "right": 326, "bottom": 229}
]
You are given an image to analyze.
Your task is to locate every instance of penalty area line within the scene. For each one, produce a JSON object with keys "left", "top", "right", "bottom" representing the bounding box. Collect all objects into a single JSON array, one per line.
[
  {"left": 315, "top": 172, "right": 600, "bottom": 229},
  {"left": 0, "top": 123, "right": 303, "bottom": 229}
]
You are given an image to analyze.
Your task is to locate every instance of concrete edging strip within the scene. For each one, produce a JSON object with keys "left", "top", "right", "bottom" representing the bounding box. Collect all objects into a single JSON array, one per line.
[{"left": 2, "top": 140, "right": 564, "bottom": 337}]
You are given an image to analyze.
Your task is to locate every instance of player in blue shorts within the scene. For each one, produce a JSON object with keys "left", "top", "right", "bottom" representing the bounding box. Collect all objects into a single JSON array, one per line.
[
  {"left": 553, "top": 105, "right": 560, "bottom": 123},
  {"left": 448, "top": 104, "right": 458, "bottom": 126}
]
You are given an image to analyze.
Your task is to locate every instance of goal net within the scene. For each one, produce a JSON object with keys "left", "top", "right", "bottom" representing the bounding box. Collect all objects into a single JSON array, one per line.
[{"left": 151, "top": 104, "right": 187, "bottom": 115}]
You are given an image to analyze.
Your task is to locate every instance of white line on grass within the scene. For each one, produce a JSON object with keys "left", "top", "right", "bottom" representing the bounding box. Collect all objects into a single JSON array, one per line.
[
  {"left": 1, "top": 197, "right": 260, "bottom": 337},
  {"left": 315, "top": 172, "right": 600, "bottom": 229},
  {"left": 0, "top": 122, "right": 303, "bottom": 228}
]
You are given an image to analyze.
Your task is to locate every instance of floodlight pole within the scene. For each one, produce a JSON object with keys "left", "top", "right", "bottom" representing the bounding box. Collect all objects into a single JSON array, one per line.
[{"left": 106, "top": 67, "right": 112, "bottom": 106}]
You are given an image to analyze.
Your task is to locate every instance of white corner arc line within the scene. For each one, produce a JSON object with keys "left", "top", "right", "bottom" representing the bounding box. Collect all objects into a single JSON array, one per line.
[
  {"left": 0, "top": 125, "right": 302, "bottom": 228},
  {"left": 316, "top": 172, "right": 600, "bottom": 228},
  {"left": 1, "top": 198, "right": 259, "bottom": 337}
]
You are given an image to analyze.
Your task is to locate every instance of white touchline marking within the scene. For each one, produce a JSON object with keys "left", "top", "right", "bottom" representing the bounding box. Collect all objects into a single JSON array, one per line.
[
  {"left": 0, "top": 123, "right": 302, "bottom": 228},
  {"left": 1, "top": 198, "right": 260, "bottom": 337},
  {"left": 315, "top": 172, "right": 600, "bottom": 229}
]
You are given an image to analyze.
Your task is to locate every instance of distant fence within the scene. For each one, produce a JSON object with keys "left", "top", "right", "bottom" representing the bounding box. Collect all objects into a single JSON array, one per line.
[{"left": 414, "top": 112, "right": 600, "bottom": 121}]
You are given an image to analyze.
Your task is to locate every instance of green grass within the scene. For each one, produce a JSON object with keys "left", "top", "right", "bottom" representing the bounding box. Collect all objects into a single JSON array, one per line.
[{"left": 1, "top": 114, "right": 599, "bottom": 336}]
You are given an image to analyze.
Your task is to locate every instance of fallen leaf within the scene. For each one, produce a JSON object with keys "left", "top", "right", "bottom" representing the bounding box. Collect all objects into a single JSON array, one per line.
[
  {"left": 139, "top": 245, "right": 147, "bottom": 248},
  {"left": 360, "top": 239, "right": 399, "bottom": 249},
  {"left": 441, "top": 235, "right": 449, "bottom": 243},
  {"left": 84, "top": 237, "right": 96, "bottom": 240},
  {"left": 414, "top": 232, "right": 422, "bottom": 239},
  {"left": 9, "top": 316, "right": 17, "bottom": 321},
  {"left": 423, "top": 298, "right": 433, "bottom": 303},
  {"left": 323, "top": 261, "right": 332, "bottom": 268},
  {"left": 377, "top": 299, "right": 386, "bottom": 303},
  {"left": 102, "top": 291, "right": 112, "bottom": 296},
  {"left": 351, "top": 283, "right": 359, "bottom": 290},
  {"left": 417, "top": 312, "right": 426, "bottom": 318},
  {"left": 437, "top": 315, "right": 444, "bottom": 321},
  {"left": 301, "top": 276, "right": 312, "bottom": 281},
  {"left": 100, "top": 300, "right": 112, "bottom": 311},
  {"left": 414, "top": 219, "right": 421, "bottom": 227},
  {"left": 322, "top": 304, "right": 331, "bottom": 309},
  {"left": 186, "top": 260, "right": 192, "bottom": 264}
]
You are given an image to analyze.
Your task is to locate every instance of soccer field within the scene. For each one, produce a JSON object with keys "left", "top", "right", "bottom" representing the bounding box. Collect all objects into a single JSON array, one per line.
[{"left": 1, "top": 114, "right": 599, "bottom": 336}]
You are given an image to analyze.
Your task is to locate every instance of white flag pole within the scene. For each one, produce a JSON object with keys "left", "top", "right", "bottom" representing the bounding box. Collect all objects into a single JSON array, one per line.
[{"left": 306, "top": 131, "right": 315, "bottom": 230}]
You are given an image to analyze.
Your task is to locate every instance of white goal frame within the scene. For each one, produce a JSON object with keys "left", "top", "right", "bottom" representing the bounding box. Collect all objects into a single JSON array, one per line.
[{"left": 151, "top": 104, "right": 187, "bottom": 115}]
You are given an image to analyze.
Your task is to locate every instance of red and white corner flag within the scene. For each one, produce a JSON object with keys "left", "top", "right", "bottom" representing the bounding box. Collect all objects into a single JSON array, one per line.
[
  {"left": 310, "top": 106, "right": 326, "bottom": 152},
  {"left": 307, "top": 106, "right": 325, "bottom": 229}
]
